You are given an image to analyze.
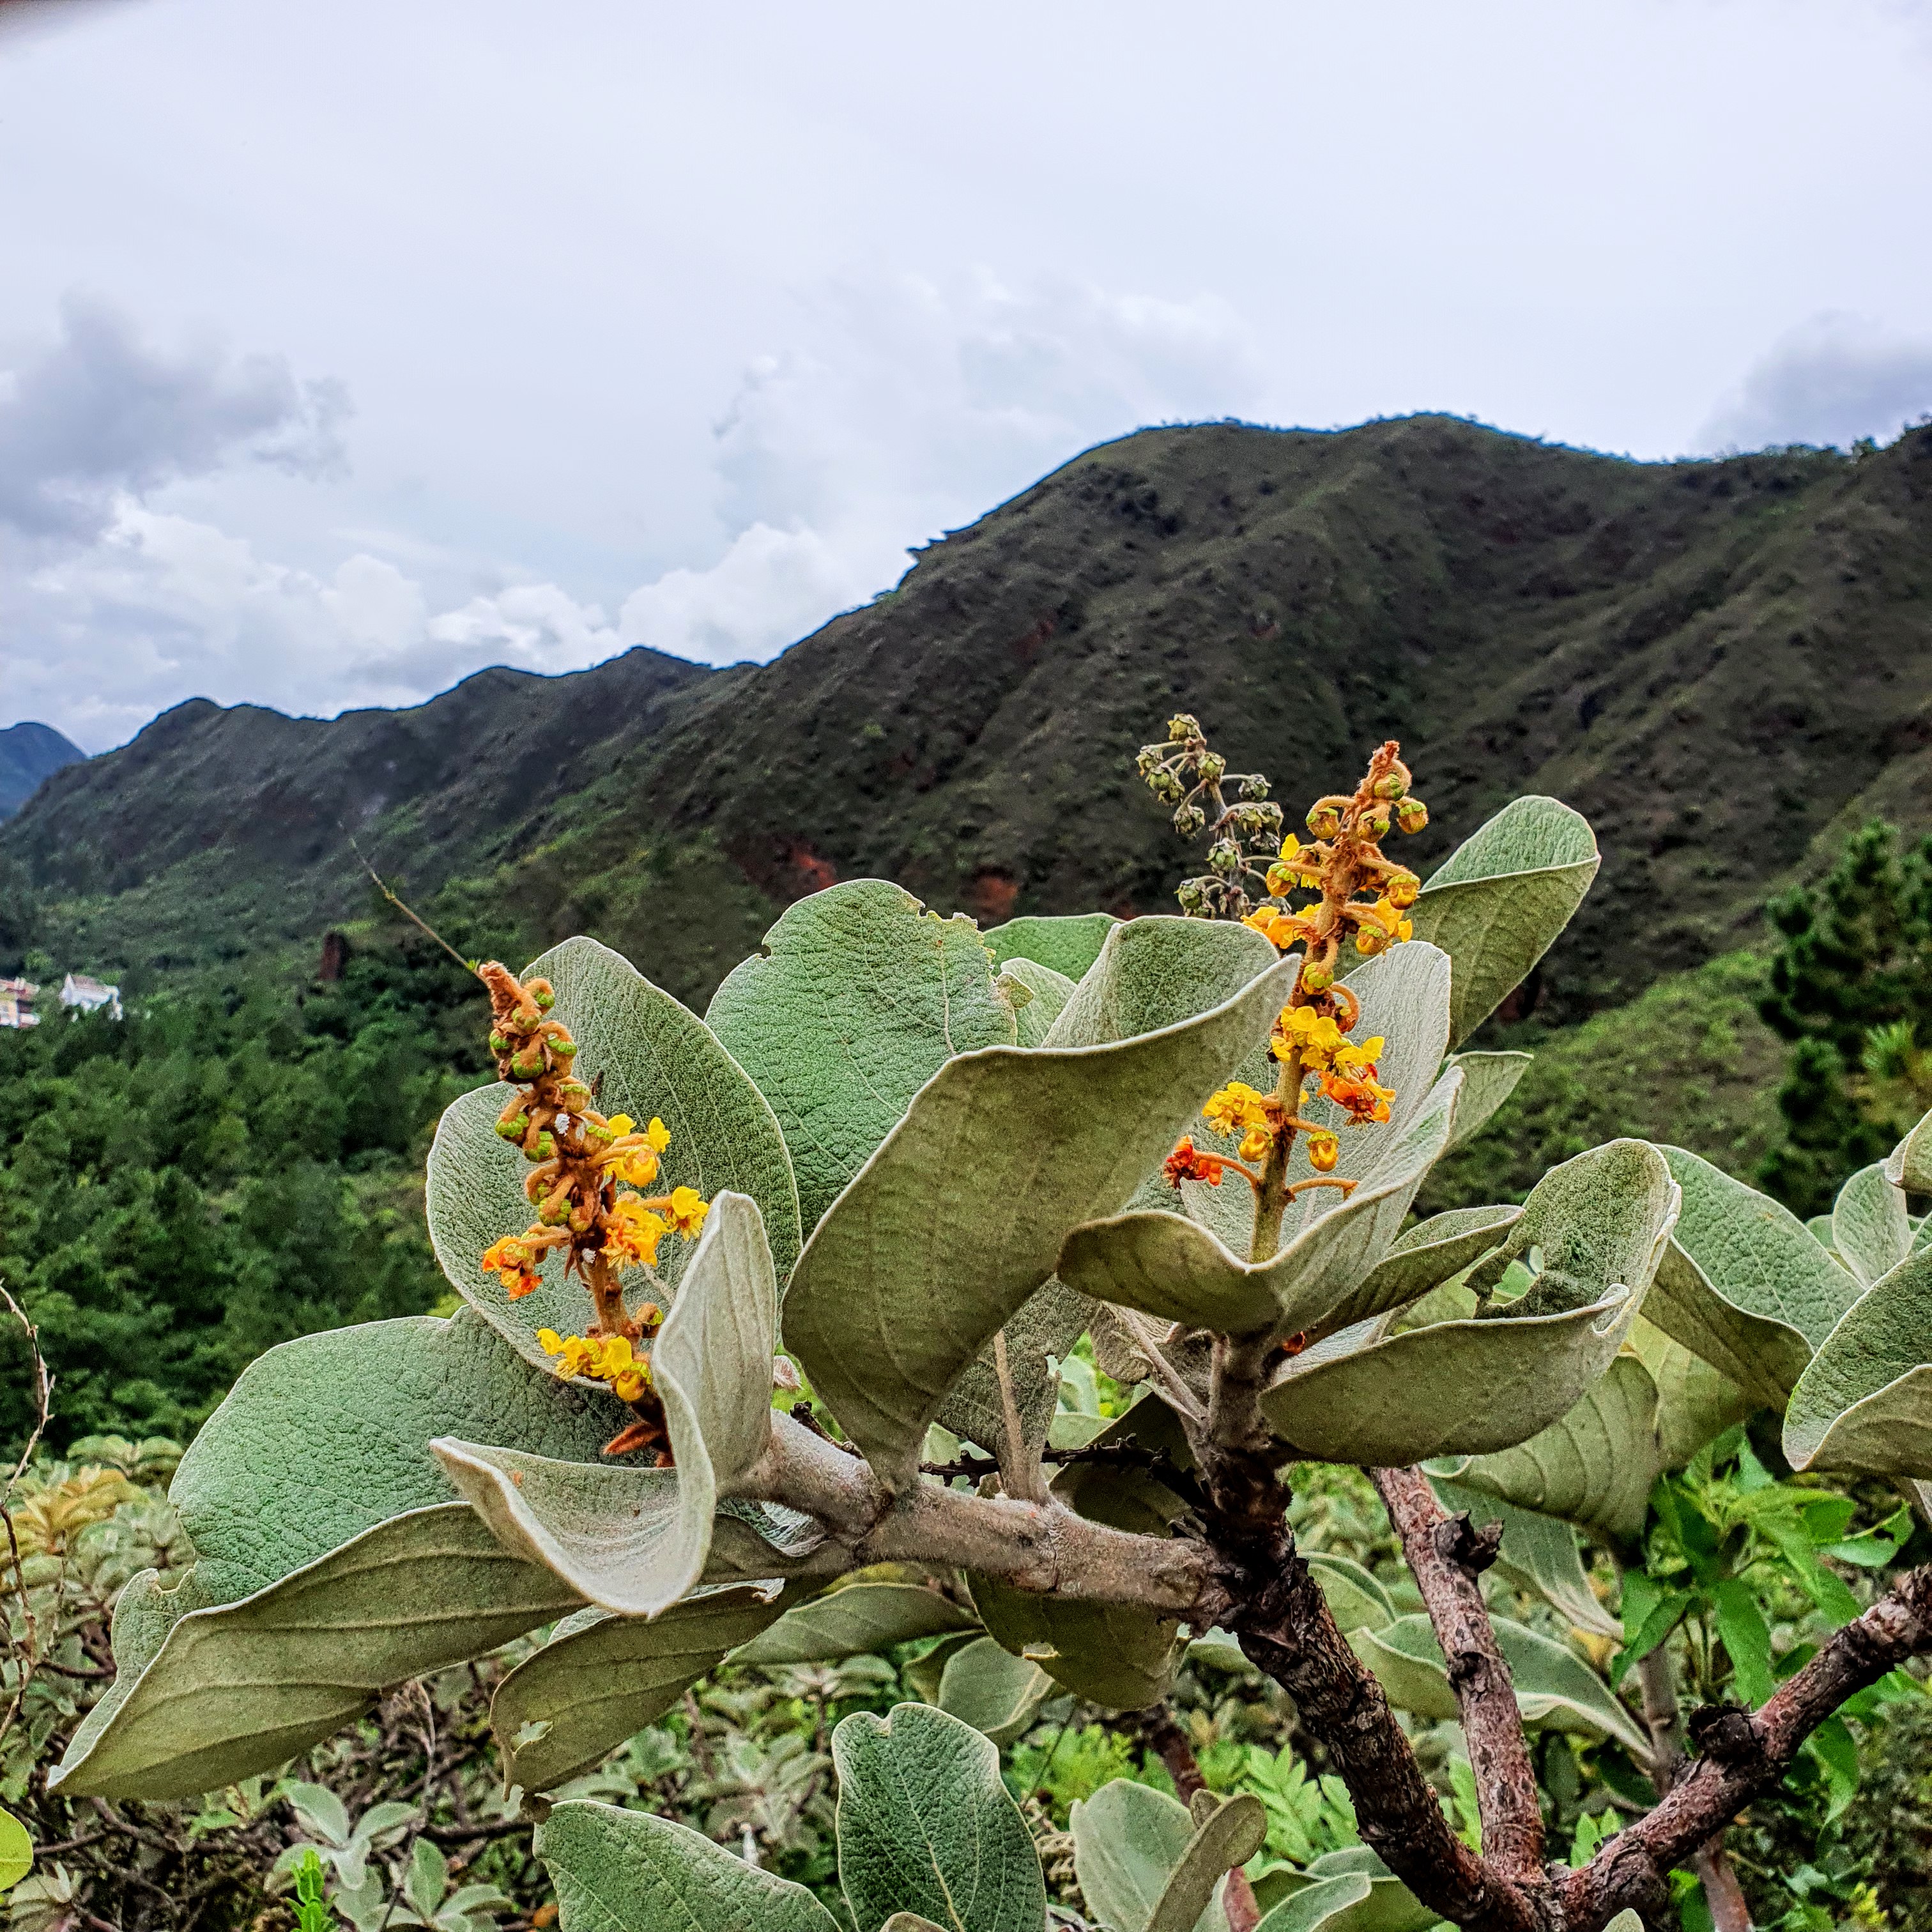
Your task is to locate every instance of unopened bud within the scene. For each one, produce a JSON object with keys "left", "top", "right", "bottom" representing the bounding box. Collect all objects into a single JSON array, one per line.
[
  {"left": 1136, "top": 747, "right": 1162, "bottom": 778},
  {"left": 553, "top": 1037, "right": 579, "bottom": 1057},
  {"left": 1396, "top": 797, "right": 1429, "bottom": 834},
  {"left": 1301, "top": 959, "right": 1333, "bottom": 994},
  {"left": 1373, "top": 772, "right": 1407, "bottom": 802},
  {"left": 1387, "top": 870, "right": 1421, "bottom": 909},
  {"left": 1176, "top": 880, "right": 1208, "bottom": 914},
  {"left": 1198, "top": 751, "right": 1226, "bottom": 783},
  {"left": 489, "top": 1031, "right": 510, "bottom": 1055},
  {"left": 532, "top": 985, "right": 557, "bottom": 1011},
  {"left": 1151, "top": 769, "right": 1184, "bottom": 803},
  {"left": 1168, "top": 714, "right": 1201, "bottom": 743},
  {"left": 1356, "top": 925, "right": 1389, "bottom": 957},
  {"left": 1174, "top": 804, "right": 1207, "bottom": 836},
  {"left": 539, "top": 1197, "right": 571, "bottom": 1226},
  {"left": 1358, "top": 806, "right": 1391, "bottom": 839},
  {"left": 1307, "top": 804, "right": 1342, "bottom": 838},
  {"left": 1238, "top": 776, "right": 1271, "bottom": 801},
  {"left": 1208, "top": 838, "right": 1241, "bottom": 876},
  {"left": 1307, "top": 1130, "right": 1340, "bottom": 1172},
  {"left": 530, "top": 1131, "right": 556, "bottom": 1162},
  {"left": 495, "top": 1114, "right": 530, "bottom": 1142}
]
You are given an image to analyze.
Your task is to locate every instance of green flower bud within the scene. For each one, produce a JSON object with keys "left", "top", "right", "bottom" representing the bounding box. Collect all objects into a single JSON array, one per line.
[
  {"left": 1176, "top": 880, "right": 1208, "bottom": 914},
  {"left": 554, "top": 1037, "right": 579, "bottom": 1057},
  {"left": 488, "top": 1031, "right": 510, "bottom": 1055},
  {"left": 1151, "top": 769, "right": 1184, "bottom": 804},
  {"left": 1136, "top": 746, "right": 1162, "bottom": 778},
  {"left": 1396, "top": 797, "right": 1430, "bottom": 834},
  {"left": 1208, "top": 838, "right": 1241, "bottom": 876},
  {"left": 1238, "top": 776, "right": 1271, "bottom": 801},
  {"left": 534, "top": 988, "right": 556, "bottom": 1011},
  {"left": 1373, "top": 772, "right": 1407, "bottom": 802},
  {"left": 1168, "top": 713, "right": 1201, "bottom": 743},
  {"left": 511, "top": 1050, "right": 545, "bottom": 1080},
  {"left": 1307, "top": 804, "right": 1342, "bottom": 838},
  {"left": 539, "top": 1197, "right": 571, "bottom": 1226},
  {"left": 494, "top": 1114, "right": 529, "bottom": 1142},
  {"left": 1173, "top": 804, "right": 1207, "bottom": 836},
  {"left": 1358, "top": 806, "right": 1391, "bottom": 839},
  {"left": 528, "top": 1131, "right": 556, "bottom": 1162},
  {"left": 1301, "top": 959, "right": 1334, "bottom": 994},
  {"left": 1198, "top": 751, "right": 1226, "bottom": 783}
]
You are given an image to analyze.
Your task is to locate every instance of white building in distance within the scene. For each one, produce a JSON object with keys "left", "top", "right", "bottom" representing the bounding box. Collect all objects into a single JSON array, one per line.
[{"left": 60, "top": 973, "right": 122, "bottom": 1020}]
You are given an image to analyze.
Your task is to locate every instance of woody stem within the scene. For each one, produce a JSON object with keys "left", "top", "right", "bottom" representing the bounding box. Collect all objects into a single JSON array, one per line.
[{"left": 1252, "top": 1046, "right": 1305, "bottom": 1264}]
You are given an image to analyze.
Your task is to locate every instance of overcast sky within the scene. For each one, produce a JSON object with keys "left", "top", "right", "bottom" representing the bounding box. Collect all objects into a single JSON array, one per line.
[{"left": 3, "top": 0, "right": 1929, "bottom": 752}]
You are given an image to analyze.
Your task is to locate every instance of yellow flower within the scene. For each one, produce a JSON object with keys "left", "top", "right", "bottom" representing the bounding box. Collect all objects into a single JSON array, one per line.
[
  {"left": 1332, "top": 1035, "right": 1385, "bottom": 1073},
  {"left": 1202, "top": 1081, "right": 1271, "bottom": 1138},
  {"left": 665, "top": 1186, "right": 709, "bottom": 1237},
  {"left": 613, "top": 1146, "right": 662, "bottom": 1188},
  {"left": 537, "top": 1328, "right": 565, "bottom": 1354},
  {"left": 606, "top": 1196, "right": 668, "bottom": 1269},
  {"left": 1307, "top": 1128, "right": 1340, "bottom": 1172},
  {"left": 645, "top": 1117, "right": 671, "bottom": 1153},
  {"left": 1270, "top": 1004, "right": 1347, "bottom": 1070},
  {"left": 606, "top": 1113, "right": 634, "bottom": 1137},
  {"left": 1238, "top": 1125, "right": 1272, "bottom": 1163}
]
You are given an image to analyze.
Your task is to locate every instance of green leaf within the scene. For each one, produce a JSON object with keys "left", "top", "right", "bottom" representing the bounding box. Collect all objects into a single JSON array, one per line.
[
  {"left": 0, "top": 1808, "right": 31, "bottom": 1892},
  {"left": 1253, "top": 1874, "right": 1376, "bottom": 1932},
  {"left": 1711, "top": 1577, "right": 1776, "bottom": 1706},
  {"left": 1441, "top": 1052, "right": 1533, "bottom": 1151},
  {"left": 1058, "top": 1066, "right": 1466, "bottom": 1344},
  {"left": 1427, "top": 1478, "right": 1620, "bottom": 1638},
  {"left": 707, "top": 880, "right": 1017, "bottom": 1237},
  {"left": 537, "top": 1799, "right": 840, "bottom": 1932},
  {"left": 999, "top": 958, "right": 1078, "bottom": 1047},
  {"left": 933, "top": 1636, "right": 1053, "bottom": 1745},
  {"left": 53, "top": 1505, "right": 580, "bottom": 1800},
  {"left": 1149, "top": 1796, "right": 1268, "bottom": 1932},
  {"left": 1784, "top": 1243, "right": 1932, "bottom": 1478},
  {"left": 432, "top": 1192, "right": 793, "bottom": 1614},
  {"left": 1627, "top": 1317, "right": 1756, "bottom": 1471},
  {"left": 1351, "top": 1613, "right": 1651, "bottom": 1756},
  {"left": 786, "top": 940, "right": 1298, "bottom": 1487},
  {"left": 1831, "top": 1162, "right": 1912, "bottom": 1287},
  {"left": 427, "top": 938, "right": 801, "bottom": 1376},
  {"left": 1430, "top": 1354, "right": 1662, "bottom": 1545},
  {"left": 1407, "top": 796, "right": 1599, "bottom": 1050},
  {"left": 493, "top": 1586, "right": 797, "bottom": 1792},
  {"left": 733, "top": 1582, "right": 978, "bottom": 1665},
  {"left": 1338, "top": 1204, "right": 1524, "bottom": 1335},
  {"left": 832, "top": 1702, "right": 1047, "bottom": 1932},
  {"left": 1071, "top": 1778, "right": 1229, "bottom": 1932},
  {"left": 983, "top": 912, "right": 1119, "bottom": 981},
  {"left": 1262, "top": 1140, "right": 1673, "bottom": 1464},
  {"left": 883, "top": 1919, "right": 953, "bottom": 1932},
  {"left": 970, "top": 1459, "right": 1189, "bottom": 1710},
  {"left": 1651, "top": 1146, "right": 1859, "bottom": 1405},
  {"left": 1884, "top": 1105, "right": 1932, "bottom": 1195}
]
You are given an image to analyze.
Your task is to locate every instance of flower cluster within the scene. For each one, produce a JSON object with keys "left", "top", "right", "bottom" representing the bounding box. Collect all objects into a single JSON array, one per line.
[
  {"left": 537, "top": 1328, "right": 652, "bottom": 1403},
  {"left": 1135, "top": 714, "right": 1286, "bottom": 923},
  {"left": 1144, "top": 733, "right": 1429, "bottom": 1227},
  {"left": 475, "top": 961, "right": 713, "bottom": 1458}
]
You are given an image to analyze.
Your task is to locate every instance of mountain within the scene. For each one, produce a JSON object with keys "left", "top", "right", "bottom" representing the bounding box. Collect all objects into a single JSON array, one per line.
[
  {"left": 6, "top": 413, "right": 1931, "bottom": 1015},
  {"left": 0, "top": 721, "right": 85, "bottom": 819}
]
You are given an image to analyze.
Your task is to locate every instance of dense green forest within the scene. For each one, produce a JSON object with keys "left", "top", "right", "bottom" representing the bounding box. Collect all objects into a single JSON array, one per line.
[{"left": 0, "top": 925, "right": 494, "bottom": 1449}]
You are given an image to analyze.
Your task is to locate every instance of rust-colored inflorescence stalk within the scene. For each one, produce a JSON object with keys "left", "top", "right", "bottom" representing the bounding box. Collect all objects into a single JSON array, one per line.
[{"left": 477, "top": 962, "right": 710, "bottom": 1459}]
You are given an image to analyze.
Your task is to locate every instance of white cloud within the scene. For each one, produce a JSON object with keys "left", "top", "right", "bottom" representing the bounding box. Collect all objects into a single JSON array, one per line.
[
  {"left": 3, "top": 270, "right": 1269, "bottom": 738},
  {"left": 1699, "top": 312, "right": 1932, "bottom": 452},
  {"left": 0, "top": 293, "right": 349, "bottom": 545}
]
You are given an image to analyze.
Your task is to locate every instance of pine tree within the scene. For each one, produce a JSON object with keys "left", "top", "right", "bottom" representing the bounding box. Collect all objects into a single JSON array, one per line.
[{"left": 1758, "top": 820, "right": 1932, "bottom": 1212}]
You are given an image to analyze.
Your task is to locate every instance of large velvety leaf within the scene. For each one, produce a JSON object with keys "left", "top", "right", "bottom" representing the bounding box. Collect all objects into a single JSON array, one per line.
[
  {"left": 1149, "top": 1797, "right": 1268, "bottom": 1932},
  {"left": 706, "top": 881, "right": 1017, "bottom": 1236},
  {"left": 1785, "top": 1245, "right": 1932, "bottom": 1478},
  {"left": 1261, "top": 1140, "right": 1673, "bottom": 1465},
  {"left": 734, "top": 1582, "right": 977, "bottom": 1666},
  {"left": 433, "top": 1192, "right": 790, "bottom": 1614},
  {"left": 939, "top": 917, "right": 1282, "bottom": 1461},
  {"left": 1061, "top": 1066, "right": 1466, "bottom": 1343},
  {"left": 1352, "top": 1614, "right": 1650, "bottom": 1756},
  {"left": 1441, "top": 1052, "right": 1533, "bottom": 1151},
  {"left": 833, "top": 1702, "right": 1047, "bottom": 1932},
  {"left": 494, "top": 1586, "right": 795, "bottom": 1792},
  {"left": 427, "top": 939, "right": 801, "bottom": 1373},
  {"left": 1428, "top": 1478, "right": 1620, "bottom": 1637},
  {"left": 933, "top": 1636, "right": 1053, "bottom": 1745},
  {"left": 1831, "top": 1162, "right": 1912, "bottom": 1287},
  {"left": 1407, "top": 797, "right": 1599, "bottom": 1050},
  {"left": 1651, "top": 1146, "right": 1859, "bottom": 1406},
  {"left": 983, "top": 912, "right": 1119, "bottom": 981},
  {"left": 1430, "top": 1354, "right": 1663, "bottom": 1544},
  {"left": 537, "top": 1800, "right": 840, "bottom": 1932},
  {"left": 1337, "top": 1205, "right": 1523, "bottom": 1335},
  {"left": 999, "top": 958, "right": 1077, "bottom": 1047},
  {"left": 1627, "top": 1317, "right": 1754, "bottom": 1469},
  {"left": 1884, "top": 1106, "right": 1932, "bottom": 1195},
  {"left": 1071, "top": 1778, "right": 1229, "bottom": 1932},
  {"left": 1253, "top": 1874, "right": 1376, "bottom": 1932},
  {"left": 1257, "top": 1851, "right": 1434, "bottom": 1932},
  {"left": 54, "top": 1506, "right": 579, "bottom": 1799},
  {"left": 786, "top": 948, "right": 1299, "bottom": 1487}
]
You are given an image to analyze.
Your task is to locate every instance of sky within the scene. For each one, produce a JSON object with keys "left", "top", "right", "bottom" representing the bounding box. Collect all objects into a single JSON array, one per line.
[{"left": 2, "top": 0, "right": 1929, "bottom": 753}]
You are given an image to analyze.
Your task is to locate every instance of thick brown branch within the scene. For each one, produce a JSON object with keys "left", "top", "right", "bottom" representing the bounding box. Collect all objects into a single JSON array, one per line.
[
  {"left": 1558, "top": 1563, "right": 1932, "bottom": 1931},
  {"left": 1374, "top": 1466, "right": 1544, "bottom": 1881}
]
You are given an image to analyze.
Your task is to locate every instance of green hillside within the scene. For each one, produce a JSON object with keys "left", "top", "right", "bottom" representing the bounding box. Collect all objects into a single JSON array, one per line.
[
  {"left": 6, "top": 414, "right": 1931, "bottom": 1023},
  {"left": 0, "top": 720, "right": 84, "bottom": 818}
]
